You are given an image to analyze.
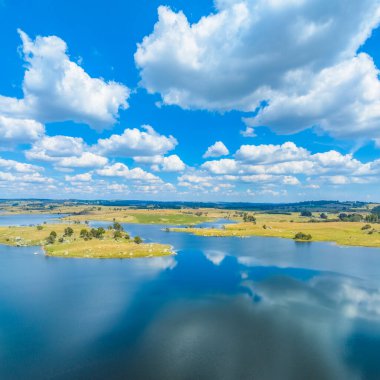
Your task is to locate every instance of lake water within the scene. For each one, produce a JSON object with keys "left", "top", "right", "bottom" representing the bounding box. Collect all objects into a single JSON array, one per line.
[
  {"left": 0, "top": 213, "right": 67, "bottom": 226},
  {"left": 1, "top": 217, "right": 380, "bottom": 379}
]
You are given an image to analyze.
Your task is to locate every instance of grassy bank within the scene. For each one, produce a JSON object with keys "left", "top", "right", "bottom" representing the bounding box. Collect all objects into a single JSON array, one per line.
[
  {"left": 0, "top": 224, "right": 172, "bottom": 259},
  {"left": 171, "top": 218, "right": 380, "bottom": 248},
  {"left": 60, "top": 207, "right": 232, "bottom": 225}
]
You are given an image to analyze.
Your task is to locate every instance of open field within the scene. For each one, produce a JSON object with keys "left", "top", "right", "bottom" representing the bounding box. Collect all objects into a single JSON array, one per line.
[
  {"left": 0, "top": 223, "right": 172, "bottom": 259},
  {"left": 171, "top": 214, "right": 380, "bottom": 248},
  {"left": 0, "top": 204, "right": 234, "bottom": 225},
  {"left": 2, "top": 202, "right": 380, "bottom": 248}
]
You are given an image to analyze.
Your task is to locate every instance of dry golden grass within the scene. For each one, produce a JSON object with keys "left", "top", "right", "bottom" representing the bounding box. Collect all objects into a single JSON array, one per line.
[
  {"left": 0, "top": 223, "right": 173, "bottom": 259},
  {"left": 171, "top": 218, "right": 380, "bottom": 248}
]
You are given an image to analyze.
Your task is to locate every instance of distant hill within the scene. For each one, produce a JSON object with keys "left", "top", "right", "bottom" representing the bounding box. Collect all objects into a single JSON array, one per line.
[{"left": 0, "top": 199, "right": 374, "bottom": 213}]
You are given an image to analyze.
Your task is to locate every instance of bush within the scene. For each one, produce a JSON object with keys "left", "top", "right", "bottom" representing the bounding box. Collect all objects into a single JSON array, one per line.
[
  {"left": 243, "top": 213, "right": 256, "bottom": 223},
  {"left": 80, "top": 228, "right": 90, "bottom": 239},
  {"left": 36, "top": 225, "right": 43, "bottom": 230},
  {"left": 113, "top": 230, "right": 123, "bottom": 239},
  {"left": 361, "top": 224, "right": 372, "bottom": 230},
  {"left": 294, "top": 232, "right": 312, "bottom": 241},
  {"left": 64, "top": 227, "right": 74, "bottom": 237},
  {"left": 112, "top": 221, "right": 124, "bottom": 231},
  {"left": 124, "top": 233, "right": 130, "bottom": 240},
  {"left": 300, "top": 211, "right": 312, "bottom": 217},
  {"left": 320, "top": 213, "right": 328, "bottom": 219},
  {"left": 46, "top": 231, "right": 57, "bottom": 244},
  {"left": 90, "top": 227, "right": 105, "bottom": 239},
  {"left": 134, "top": 236, "right": 142, "bottom": 244}
]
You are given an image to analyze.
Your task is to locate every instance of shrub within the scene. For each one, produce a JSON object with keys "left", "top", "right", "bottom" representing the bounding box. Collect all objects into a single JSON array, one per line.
[
  {"left": 134, "top": 236, "right": 143, "bottom": 244},
  {"left": 64, "top": 227, "right": 74, "bottom": 237},
  {"left": 320, "top": 213, "right": 328, "bottom": 219},
  {"left": 112, "top": 222, "right": 124, "bottom": 231},
  {"left": 361, "top": 224, "right": 372, "bottom": 230},
  {"left": 243, "top": 212, "right": 256, "bottom": 223},
  {"left": 90, "top": 227, "right": 105, "bottom": 239},
  {"left": 36, "top": 225, "right": 43, "bottom": 231},
  {"left": 80, "top": 228, "right": 90, "bottom": 239},
  {"left": 124, "top": 233, "right": 130, "bottom": 240},
  {"left": 294, "top": 232, "right": 312, "bottom": 241},
  {"left": 46, "top": 231, "right": 57, "bottom": 244},
  {"left": 300, "top": 211, "right": 312, "bottom": 217},
  {"left": 113, "top": 230, "right": 123, "bottom": 239}
]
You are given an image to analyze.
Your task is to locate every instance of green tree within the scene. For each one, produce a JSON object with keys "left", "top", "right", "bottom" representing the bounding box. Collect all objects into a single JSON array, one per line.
[
  {"left": 300, "top": 211, "right": 312, "bottom": 217},
  {"left": 112, "top": 221, "right": 124, "bottom": 231},
  {"left": 90, "top": 227, "right": 105, "bottom": 239},
  {"left": 64, "top": 227, "right": 74, "bottom": 237},
  {"left": 134, "top": 236, "right": 143, "bottom": 244},
  {"left": 80, "top": 228, "right": 90, "bottom": 239},
  {"left": 46, "top": 231, "right": 57, "bottom": 244},
  {"left": 294, "top": 232, "right": 312, "bottom": 241},
  {"left": 320, "top": 213, "right": 328, "bottom": 219}
]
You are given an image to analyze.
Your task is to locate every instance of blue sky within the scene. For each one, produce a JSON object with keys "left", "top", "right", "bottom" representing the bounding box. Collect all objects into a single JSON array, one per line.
[{"left": 1, "top": 0, "right": 380, "bottom": 201}]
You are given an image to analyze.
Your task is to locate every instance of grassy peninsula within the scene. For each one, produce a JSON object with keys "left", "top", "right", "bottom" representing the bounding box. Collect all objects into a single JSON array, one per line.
[
  {"left": 0, "top": 223, "right": 172, "bottom": 259},
  {"left": 170, "top": 211, "right": 380, "bottom": 248}
]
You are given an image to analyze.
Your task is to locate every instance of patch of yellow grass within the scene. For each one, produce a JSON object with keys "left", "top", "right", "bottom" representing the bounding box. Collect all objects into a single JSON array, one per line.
[
  {"left": 0, "top": 224, "right": 173, "bottom": 259},
  {"left": 171, "top": 219, "right": 380, "bottom": 248}
]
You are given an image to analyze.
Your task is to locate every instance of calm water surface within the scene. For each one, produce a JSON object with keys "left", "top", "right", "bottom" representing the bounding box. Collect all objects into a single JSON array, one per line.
[
  {"left": 1, "top": 216, "right": 380, "bottom": 379},
  {"left": 0, "top": 213, "right": 67, "bottom": 226}
]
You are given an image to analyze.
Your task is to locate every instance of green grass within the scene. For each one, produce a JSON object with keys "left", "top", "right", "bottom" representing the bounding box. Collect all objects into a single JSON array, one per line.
[{"left": 62, "top": 207, "right": 217, "bottom": 225}]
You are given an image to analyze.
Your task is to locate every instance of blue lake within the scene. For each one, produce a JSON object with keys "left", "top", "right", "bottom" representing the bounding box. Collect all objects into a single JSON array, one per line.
[
  {"left": 1, "top": 217, "right": 380, "bottom": 379},
  {"left": 0, "top": 213, "right": 67, "bottom": 226}
]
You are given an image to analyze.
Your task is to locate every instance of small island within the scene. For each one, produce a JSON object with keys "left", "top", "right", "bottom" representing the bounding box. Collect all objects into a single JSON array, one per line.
[{"left": 0, "top": 222, "right": 173, "bottom": 259}]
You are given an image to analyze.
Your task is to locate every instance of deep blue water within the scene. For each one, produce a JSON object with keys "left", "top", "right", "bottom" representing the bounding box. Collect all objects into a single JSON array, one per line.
[{"left": 1, "top": 217, "right": 380, "bottom": 379}]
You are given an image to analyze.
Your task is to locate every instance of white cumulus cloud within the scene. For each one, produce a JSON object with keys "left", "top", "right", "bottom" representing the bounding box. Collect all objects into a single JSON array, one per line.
[
  {"left": 95, "top": 125, "right": 177, "bottom": 157},
  {"left": 136, "top": 0, "right": 380, "bottom": 141},
  {"left": 203, "top": 141, "right": 229, "bottom": 158},
  {"left": 0, "top": 30, "right": 129, "bottom": 130}
]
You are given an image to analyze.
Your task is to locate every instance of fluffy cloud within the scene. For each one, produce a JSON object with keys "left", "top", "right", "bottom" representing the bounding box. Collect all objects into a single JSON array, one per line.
[
  {"left": 0, "top": 30, "right": 129, "bottom": 130},
  {"left": 25, "top": 135, "right": 108, "bottom": 168},
  {"left": 200, "top": 141, "right": 380, "bottom": 188},
  {"left": 151, "top": 155, "right": 186, "bottom": 172},
  {"left": 240, "top": 126, "right": 256, "bottom": 138},
  {"left": 26, "top": 135, "right": 86, "bottom": 162},
  {"left": 203, "top": 141, "right": 229, "bottom": 158},
  {"left": 97, "top": 163, "right": 161, "bottom": 182},
  {"left": 235, "top": 142, "right": 309, "bottom": 164},
  {"left": 136, "top": 1, "right": 380, "bottom": 141},
  {"left": 0, "top": 157, "right": 43, "bottom": 173},
  {"left": 0, "top": 171, "right": 53, "bottom": 184},
  {"left": 57, "top": 152, "right": 108, "bottom": 169},
  {"left": 95, "top": 125, "right": 177, "bottom": 157},
  {"left": 65, "top": 173, "right": 93, "bottom": 182},
  {"left": 0, "top": 115, "right": 44, "bottom": 146}
]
